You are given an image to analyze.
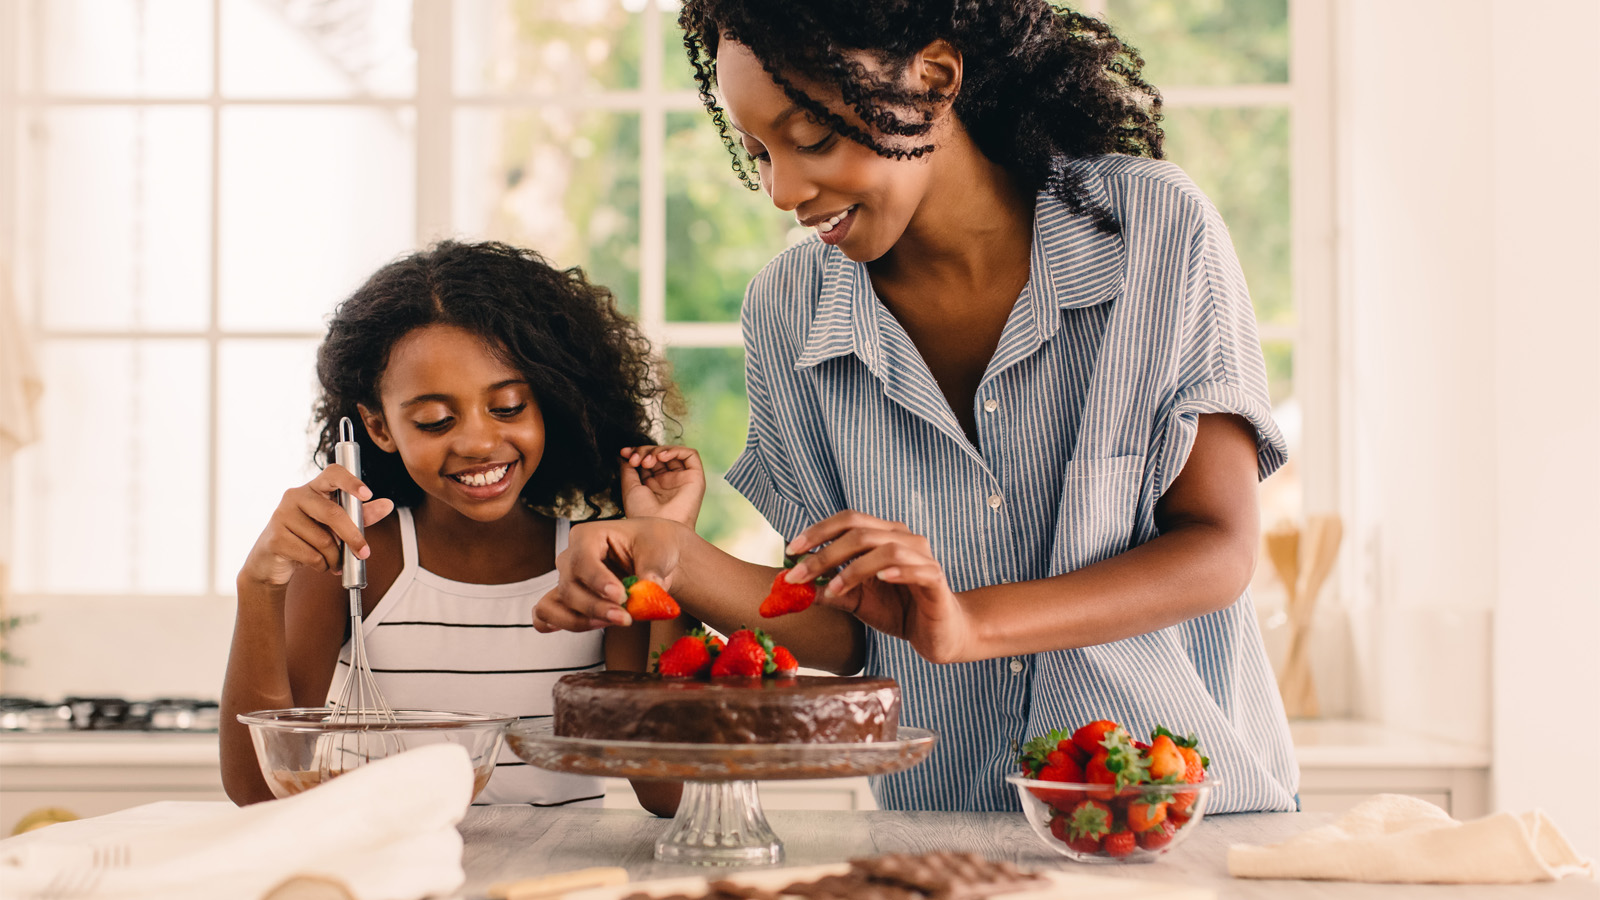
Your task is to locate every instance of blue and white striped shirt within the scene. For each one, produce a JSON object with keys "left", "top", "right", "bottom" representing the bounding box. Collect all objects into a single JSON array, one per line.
[{"left": 725, "top": 154, "right": 1299, "bottom": 814}]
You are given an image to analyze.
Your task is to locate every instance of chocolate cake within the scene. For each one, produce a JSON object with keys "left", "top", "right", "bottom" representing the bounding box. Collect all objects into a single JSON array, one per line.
[{"left": 553, "top": 671, "right": 901, "bottom": 744}]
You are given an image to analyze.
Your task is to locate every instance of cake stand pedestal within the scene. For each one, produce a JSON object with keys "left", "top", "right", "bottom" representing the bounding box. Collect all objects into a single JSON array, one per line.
[{"left": 506, "top": 721, "right": 938, "bottom": 867}]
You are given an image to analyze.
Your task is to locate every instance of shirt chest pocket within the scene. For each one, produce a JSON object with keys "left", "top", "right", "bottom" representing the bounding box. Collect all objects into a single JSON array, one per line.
[{"left": 1048, "top": 454, "right": 1146, "bottom": 575}]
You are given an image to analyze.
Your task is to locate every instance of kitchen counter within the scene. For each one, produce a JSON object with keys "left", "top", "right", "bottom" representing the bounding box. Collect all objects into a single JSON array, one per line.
[{"left": 456, "top": 807, "right": 1598, "bottom": 899}]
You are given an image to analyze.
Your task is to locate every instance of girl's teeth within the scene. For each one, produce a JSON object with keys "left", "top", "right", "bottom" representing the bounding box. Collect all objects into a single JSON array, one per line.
[{"left": 456, "top": 465, "right": 508, "bottom": 487}]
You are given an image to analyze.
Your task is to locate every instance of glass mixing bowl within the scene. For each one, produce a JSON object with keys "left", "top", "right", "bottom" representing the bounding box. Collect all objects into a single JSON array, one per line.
[{"left": 238, "top": 708, "right": 514, "bottom": 801}]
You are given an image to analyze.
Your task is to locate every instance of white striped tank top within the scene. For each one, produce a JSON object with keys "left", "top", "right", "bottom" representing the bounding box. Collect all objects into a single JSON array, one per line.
[{"left": 327, "top": 506, "right": 607, "bottom": 806}]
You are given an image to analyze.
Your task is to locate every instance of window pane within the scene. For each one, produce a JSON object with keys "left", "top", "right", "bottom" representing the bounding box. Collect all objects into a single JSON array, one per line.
[
  {"left": 665, "top": 346, "right": 782, "bottom": 563},
  {"left": 11, "top": 340, "right": 208, "bottom": 594},
  {"left": 455, "top": 0, "right": 642, "bottom": 94},
  {"left": 665, "top": 112, "right": 797, "bottom": 322},
  {"left": 219, "top": 107, "right": 415, "bottom": 332},
  {"left": 662, "top": 4, "right": 699, "bottom": 92},
  {"left": 33, "top": 107, "right": 211, "bottom": 331},
  {"left": 31, "top": 0, "right": 212, "bottom": 97},
  {"left": 221, "top": 0, "right": 415, "bottom": 98},
  {"left": 1162, "top": 106, "right": 1291, "bottom": 327},
  {"left": 454, "top": 109, "right": 640, "bottom": 313},
  {"left": 215, "top": 339, "right": 323, "bottom": 595},
  {"left": 1104, "top": 0, "right": 1288, "bottom": 86}
]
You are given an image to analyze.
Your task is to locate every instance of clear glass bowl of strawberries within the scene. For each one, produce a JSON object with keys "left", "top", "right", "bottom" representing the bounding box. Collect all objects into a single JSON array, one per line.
[{"left": 1006, "top": 720, "right": 1215, "bottom": 863}]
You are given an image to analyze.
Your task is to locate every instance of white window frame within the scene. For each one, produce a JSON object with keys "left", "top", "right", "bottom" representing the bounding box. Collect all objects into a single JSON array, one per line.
[{"left": 1, "top": 0, "right": 1340, "bottom": 604}]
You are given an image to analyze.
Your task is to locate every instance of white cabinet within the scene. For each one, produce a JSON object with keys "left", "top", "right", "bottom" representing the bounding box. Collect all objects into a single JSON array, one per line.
[
  {"left": 1289, "top": 719, "right": 1490, "bottom": 819},
  {"left": 0, "top": 733, "right": 228, "bottom": 834}
]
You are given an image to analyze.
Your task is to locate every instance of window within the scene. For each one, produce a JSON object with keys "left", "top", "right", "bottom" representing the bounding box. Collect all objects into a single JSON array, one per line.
[{"left": 3, "top": 0, "right": 1332, "bottom": 604}]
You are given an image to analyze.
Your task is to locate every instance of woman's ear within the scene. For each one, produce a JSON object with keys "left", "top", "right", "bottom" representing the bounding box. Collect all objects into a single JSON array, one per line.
[
  {"left": 912, "top": 39, "right": 963, "bottom": 101},
  {"left": 357, "top": 403, "right": 398, "bottom": 453}
]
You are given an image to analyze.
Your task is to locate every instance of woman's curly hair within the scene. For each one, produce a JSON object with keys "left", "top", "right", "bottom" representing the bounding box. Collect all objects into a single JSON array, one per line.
[
  {"left": 679, "top": 0, "right": 1163, "bottom": 233},
  {"left": 312, "top": 240, "right": 673, "bottom": 520}
]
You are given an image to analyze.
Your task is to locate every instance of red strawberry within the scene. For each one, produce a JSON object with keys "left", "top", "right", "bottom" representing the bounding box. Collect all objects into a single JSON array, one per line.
[
  {"left": 771, "top": 645, "right": 799, "bottom": 674},
  {"left": 1065, "top": 835, "right": 1104, "bottom": 855},
  {"left": 1084, "top": 751, "right": 1117, "bottom": 801},
  {"left": 1154, "top": 727, "right": 1209, "bottom": 815},
  {"left": 1146, "top": 734, "right": 1185, "bottom": 781},
  {"left": 758, "top": 563, "right": 824, "bottom": 618},
  {"left": 653, "top": 635, "right": 711, "bottom": 677},
  {"left": 1103, "top": 830, "right": 1137, "bottom": 858},
  {"left": 1125, "top": 798, "right": 1168, "bottom": 833},
  {"left": 1056, "top": 737, "right": 1089, "bottom": 767},
  {"left": 1017, "top": 728, "right": 1074, "bottom": 778},
  {"left": 1063, "top": 799, "right": 1112, "bottom": 841},
  {"left": 621, "top": 576, "right": 680, "bottom": 620},
  {"left": 1072, "top": 720, "right": 1122, "bottom": 757},
  {"left": 1031, "top": 760, "right": 1086, "bottom": 810},
  {"left": 1098, "top": 727, "right": 1152, "bottom": 789},
  {"left": 1137, "top": 819, "right": 1178, "bottom": 851},
  {"left": 1049, "top": 813, "right": 1071, "bottom": 843},
  {"left": 710, "top": 635, "right": 767, "bottom": 678}
]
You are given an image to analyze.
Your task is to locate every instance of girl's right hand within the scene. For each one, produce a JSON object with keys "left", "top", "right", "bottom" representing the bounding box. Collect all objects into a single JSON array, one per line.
[
  {"left": 533, "top": 517, "right": 690, "bottom": 633},
  {"left": 238, "top": 464, "right": 395, "bottom": 588}
]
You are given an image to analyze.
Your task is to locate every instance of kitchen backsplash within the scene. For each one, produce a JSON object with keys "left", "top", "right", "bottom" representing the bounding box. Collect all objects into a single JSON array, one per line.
[{"left": 1, "top": 595, "right": 233, "bottom": 699}]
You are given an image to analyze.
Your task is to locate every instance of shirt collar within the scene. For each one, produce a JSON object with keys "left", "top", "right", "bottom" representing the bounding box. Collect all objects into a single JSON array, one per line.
[{"left": 795, "top": 162, "right": 1125, "bottom": 373}]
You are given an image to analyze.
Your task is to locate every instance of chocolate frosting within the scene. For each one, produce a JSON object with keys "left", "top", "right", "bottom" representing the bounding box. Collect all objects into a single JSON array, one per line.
[{"left": 553, "top": 671, "right": 901, "bottom": 744}]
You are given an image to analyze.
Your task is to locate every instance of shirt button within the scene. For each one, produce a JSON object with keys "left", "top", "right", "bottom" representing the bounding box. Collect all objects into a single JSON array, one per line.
[
  {"left": 987, "top": 494, "right": 1002, "bottom": 510},
  {"left": 983, "top": 398, "right": 998, "bottom": 413},
  {"left": 1008, "top": 658, "right": 1024, "bottom": 674}
]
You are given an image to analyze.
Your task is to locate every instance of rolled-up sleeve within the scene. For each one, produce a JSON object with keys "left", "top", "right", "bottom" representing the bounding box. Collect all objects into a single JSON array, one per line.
[{"left": 1148, "top": 196, "right": 1289, "bottom": 501}]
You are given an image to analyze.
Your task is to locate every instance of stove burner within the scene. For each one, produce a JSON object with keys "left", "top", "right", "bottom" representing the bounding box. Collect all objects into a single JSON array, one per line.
[{"left": 0, "top": 696, "right": 220, "bottom": 732}]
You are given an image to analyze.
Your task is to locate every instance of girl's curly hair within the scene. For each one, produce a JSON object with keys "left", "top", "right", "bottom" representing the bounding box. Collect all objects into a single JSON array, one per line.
[
  {"left": 312, "top": 240, "right": 673, "bottom": 520},
  {"left": 679, "top": 0, "right": 1163, "bottom": 233}
]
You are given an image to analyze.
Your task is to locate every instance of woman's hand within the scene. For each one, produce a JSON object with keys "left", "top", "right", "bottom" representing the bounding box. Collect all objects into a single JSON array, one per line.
[
  {"left": 534, "top": 517, "right": 692, "bottom": 633},
  {"left": 618, "top": 445, "right": 706, "bottom": 528},
  {"left": 783, "top": 511, "right": 972, "bottom": 664},
  {"left": 238, "top": 464, "right": 395, "bottom": 588}
]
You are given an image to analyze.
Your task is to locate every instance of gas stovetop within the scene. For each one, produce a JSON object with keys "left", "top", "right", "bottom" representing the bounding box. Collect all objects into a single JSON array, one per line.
[{"left": 0, "top": 696, "right": 220, "bottom": 733}]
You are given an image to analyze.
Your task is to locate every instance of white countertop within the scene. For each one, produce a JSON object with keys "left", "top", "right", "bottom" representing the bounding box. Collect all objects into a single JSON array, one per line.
[
  {"left": 0, "top": 730, "right": 221, "bottom": 765},
  {"left": 1289, "top": 719, "right": 1490, "bottom": 769}
]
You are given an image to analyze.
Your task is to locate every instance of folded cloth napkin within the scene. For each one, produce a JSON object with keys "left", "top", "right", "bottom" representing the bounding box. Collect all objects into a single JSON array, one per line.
[
  {"left": 1228, "top": 793, "right": 1595, "bottom": 883},
  {"left": 0, "top": 742, "right": 474, "bottom": 900}
]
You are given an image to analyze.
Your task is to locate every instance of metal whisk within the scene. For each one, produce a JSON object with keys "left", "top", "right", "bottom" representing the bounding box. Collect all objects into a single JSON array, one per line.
[{"left": 317, "top": 417, "right": 401, "bottom": 780}]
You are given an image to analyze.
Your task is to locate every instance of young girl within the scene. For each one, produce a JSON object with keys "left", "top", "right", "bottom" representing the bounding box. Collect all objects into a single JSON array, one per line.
[
  {"left": 537, "top": 1, "right": 1298, "bottom": 815},
  {"left": 221, "top": 240, "right": 698, "bottom": 814}
]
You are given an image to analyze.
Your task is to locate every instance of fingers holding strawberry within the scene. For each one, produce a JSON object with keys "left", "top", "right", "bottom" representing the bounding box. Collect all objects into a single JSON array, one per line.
[
  {"left": 783, "top": 511, "right": 969, "bottom": 664},
  {"left": 534, "top": 517, "right": 689, "bottom": 633}
]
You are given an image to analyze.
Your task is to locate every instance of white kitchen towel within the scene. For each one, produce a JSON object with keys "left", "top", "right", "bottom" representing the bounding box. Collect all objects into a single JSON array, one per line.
[
  {"left": 0, "top": 742, "right": 474, "bottom": 900},
  {"left": 0, "top": 258, "right": 43, "bottom": 456},
  {"left": 1228, "top": 793, "right": 1595, "bottom": 883}
]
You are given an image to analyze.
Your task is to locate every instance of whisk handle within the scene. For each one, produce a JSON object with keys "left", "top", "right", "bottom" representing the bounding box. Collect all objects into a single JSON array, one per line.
[{"left": 334, "top": 418, "right": 367, "bottom": 591}]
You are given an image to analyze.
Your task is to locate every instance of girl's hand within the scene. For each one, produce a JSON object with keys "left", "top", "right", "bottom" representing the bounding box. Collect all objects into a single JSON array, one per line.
[
  {"left": 534, "top": 517, "right": 690, "bottom": 633},
  {"left": 238, "top": 464, "right": 395, "bottom": 588},
  {"left": 784, "top": 511, "right": 971, "bottom": 664},
  {"left": 619, "top": 445, "right": 706, "bottom": 528}
]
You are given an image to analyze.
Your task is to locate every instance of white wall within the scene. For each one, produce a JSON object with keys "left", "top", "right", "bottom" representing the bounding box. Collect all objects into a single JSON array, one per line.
[
  {"left": 1487, "top": 0, "right": 1600, "bottom": 862},
  {"left": 1341, "top": 0, "right": 1600, "bottom": 859}
]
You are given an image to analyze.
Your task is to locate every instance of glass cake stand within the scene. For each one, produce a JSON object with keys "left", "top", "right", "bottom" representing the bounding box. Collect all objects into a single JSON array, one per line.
[{"left": 506, "top": 720, "right": 938, "bottom": 867}]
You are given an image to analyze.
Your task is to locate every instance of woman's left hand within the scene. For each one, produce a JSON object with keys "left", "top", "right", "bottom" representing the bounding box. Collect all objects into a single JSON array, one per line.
[
  {"left": 783, "top": 511, "right": 971, "bottom": 664},
  {"left": 619, "top": 445, "right": 706, "bottom": 528}
]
